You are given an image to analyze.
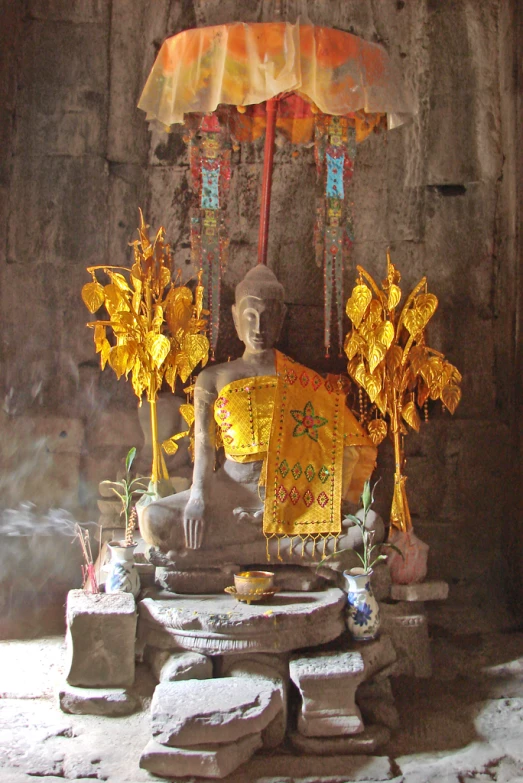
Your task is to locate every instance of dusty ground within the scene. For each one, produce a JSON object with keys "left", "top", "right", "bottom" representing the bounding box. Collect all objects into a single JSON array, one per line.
[{"left": 1, "top": 628, "right": 523, "bottom": 783}]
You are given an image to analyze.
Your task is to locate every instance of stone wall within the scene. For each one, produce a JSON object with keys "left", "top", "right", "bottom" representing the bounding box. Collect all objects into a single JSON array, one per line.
[{"left": 0, "top": 0, "right": 520, "bottom": 628}]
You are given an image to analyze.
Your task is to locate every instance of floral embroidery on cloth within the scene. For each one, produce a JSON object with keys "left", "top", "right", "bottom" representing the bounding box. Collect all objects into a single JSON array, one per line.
[{"left": 263, "top": 352, "right": 374, "bottom": 545}]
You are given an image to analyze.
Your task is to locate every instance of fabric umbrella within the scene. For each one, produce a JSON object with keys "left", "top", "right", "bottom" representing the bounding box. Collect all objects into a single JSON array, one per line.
[{"left": 138, "top": 20, "right": 413, "bottom": 355}]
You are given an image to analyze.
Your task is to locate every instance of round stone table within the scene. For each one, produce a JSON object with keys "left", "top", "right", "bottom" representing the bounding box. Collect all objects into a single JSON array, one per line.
[{"left": 138, "top": 588, "right": 346, "bottom": 655}]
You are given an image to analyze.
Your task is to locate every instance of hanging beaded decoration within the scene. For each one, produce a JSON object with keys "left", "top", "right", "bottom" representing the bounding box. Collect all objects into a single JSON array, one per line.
[
  {"left": 189, "top": 113, "right": 231, "bottom": 357},
  {"left": 314, "top": 115, "right": 356, "bottom": 357}
]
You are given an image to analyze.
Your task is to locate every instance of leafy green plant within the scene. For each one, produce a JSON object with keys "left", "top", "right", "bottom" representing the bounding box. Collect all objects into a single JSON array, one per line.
[
  {"left": 101, "top": 447, "right": 151, "bottom": 546},
  {"left": 319, "top": 480, "right": 403, "bottom": 573}
]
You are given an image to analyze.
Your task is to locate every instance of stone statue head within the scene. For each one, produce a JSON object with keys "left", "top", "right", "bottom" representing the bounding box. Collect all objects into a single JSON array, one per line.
[{"left": 232, "top": 265, "right": 286, "bottom": 352}]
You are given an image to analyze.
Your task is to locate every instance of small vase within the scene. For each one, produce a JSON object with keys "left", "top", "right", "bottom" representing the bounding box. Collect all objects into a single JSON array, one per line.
[
  {"left": 343, "top": 567, "right": 380, "bottom": 641},
  {"left": 105, "top": 541, "right": 140, "bottom": 598}
]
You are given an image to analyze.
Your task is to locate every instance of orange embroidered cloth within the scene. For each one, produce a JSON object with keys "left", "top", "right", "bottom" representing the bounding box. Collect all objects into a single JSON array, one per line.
[{"left": 263, "top": 353, "right": 376, "bottom": 539}]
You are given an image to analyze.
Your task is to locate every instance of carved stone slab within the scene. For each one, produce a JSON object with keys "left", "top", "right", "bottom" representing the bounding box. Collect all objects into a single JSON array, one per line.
[
  {"left": 138, "top": 588, "right": 346, "bottom": 655},
  {"left": 151, "top": 678, "right": 281, "bottom": 745},
  {"left": 139, "top": 734, "right": 262, "bottom": 779}
]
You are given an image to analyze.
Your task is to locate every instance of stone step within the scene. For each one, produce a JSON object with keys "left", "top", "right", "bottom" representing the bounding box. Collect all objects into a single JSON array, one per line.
[
  {"left": 140, "top": 734, "right": 262, "bottom": 779},
  {"left": 151, "top": 677, "right": 282, "bottom": 746}
]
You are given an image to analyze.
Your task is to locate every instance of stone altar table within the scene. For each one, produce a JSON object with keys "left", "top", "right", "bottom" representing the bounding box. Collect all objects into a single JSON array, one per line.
[{"left": 137, "top": 588, "right": 346, "bottom": 655}]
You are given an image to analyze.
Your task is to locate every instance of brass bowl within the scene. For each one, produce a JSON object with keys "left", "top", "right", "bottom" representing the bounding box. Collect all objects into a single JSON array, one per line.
[{"left": 234, "top": 570, "right": 274, "bottom": 596}]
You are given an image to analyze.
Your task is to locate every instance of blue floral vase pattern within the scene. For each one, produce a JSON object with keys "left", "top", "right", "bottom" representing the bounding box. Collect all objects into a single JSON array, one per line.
[
  {"left": 343, "top": 568, "right": 380, "bottom": 641},
  {"left": 106, "top": 542, "right": 140, "bottom": 598}
]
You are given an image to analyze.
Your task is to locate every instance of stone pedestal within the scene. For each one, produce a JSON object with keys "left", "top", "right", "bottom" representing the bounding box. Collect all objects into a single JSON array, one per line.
[
  {"left": 138, "top": 588, "right": 346, "bottom": 655},
  {"left": 380, "top": 601, "right": 432, "bottom": 678},
  {"left": 65, "top": 590, "right": 136, "bottom": 688},
  {"left": 289, "top": 636, "right": 396, "bottom": 738}
]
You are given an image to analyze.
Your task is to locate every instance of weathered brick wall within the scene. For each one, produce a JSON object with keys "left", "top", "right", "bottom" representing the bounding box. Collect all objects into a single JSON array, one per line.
[{"left": 0, "top": 0, "right": 520, "bottom": 622}]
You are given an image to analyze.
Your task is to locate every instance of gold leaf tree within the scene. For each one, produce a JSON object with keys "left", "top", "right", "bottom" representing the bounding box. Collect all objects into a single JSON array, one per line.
[
  {"left": 344, "top": 251, "right": 462, "bottom": 532},
  {"left": 82, "top": 210, "right": 209, "bottom": 486}
]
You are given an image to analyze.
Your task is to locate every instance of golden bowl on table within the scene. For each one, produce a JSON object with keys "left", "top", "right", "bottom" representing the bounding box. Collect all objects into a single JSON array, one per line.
[
  {"left": 234, "top": 570, "right": 274, "bottom": 595},
  {"left": 224, "top": 571, "right": 279, "bottom": 604}
]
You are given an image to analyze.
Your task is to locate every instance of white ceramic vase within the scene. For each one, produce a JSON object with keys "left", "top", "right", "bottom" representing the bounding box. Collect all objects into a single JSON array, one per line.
[
  {"left": 343, "top": 567, "right": 380, "bottom": 641},
  {"left": 105, "top": 541, "right": 140, "bottom": 598}
]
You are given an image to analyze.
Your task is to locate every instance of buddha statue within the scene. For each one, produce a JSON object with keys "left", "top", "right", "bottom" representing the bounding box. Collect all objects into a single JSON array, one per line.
[{"left": 139, "top": 265, "right": 382, "bottom": 570}]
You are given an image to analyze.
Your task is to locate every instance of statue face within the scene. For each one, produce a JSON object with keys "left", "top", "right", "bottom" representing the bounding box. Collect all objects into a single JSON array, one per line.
[{"left": 233, "top": 296, "right": 284, "bottom": 353}]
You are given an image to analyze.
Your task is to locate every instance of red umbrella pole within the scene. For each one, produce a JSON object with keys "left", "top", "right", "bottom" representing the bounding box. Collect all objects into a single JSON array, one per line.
[{"left": 257, "top": 97, "right": 278, "bottom": 265}]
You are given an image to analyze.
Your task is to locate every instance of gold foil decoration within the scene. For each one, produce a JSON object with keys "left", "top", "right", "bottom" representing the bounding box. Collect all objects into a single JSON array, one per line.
[
  {"left": 82, "top": 210, "right": 209, "bottom": 484},
  {"left": 344, "top": 250, "right": 462, "bottom": 532}
]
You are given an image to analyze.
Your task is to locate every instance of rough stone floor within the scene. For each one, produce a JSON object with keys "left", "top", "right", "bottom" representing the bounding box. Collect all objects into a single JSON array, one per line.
[{"left": 1, "top": 628, "right": 523, "bottom": 783}]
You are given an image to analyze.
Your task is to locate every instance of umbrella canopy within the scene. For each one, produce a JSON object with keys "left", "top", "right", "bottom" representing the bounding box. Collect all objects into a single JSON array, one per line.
[
  {"left": 138, "top": 21, "right": 414, "bottom": 356},
  {"left": 139, "top": 21, "right": 412, "bottom": 130}
]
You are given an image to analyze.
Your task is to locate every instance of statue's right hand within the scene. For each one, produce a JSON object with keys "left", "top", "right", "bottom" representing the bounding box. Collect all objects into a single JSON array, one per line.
[{"left": 183, "top": 496, "right": 206, "bottom": 549}]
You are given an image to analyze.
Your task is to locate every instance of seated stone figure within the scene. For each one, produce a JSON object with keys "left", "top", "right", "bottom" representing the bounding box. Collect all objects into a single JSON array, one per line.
[{"left": 139, "top": 265, "right": 382, "bottom": 570}]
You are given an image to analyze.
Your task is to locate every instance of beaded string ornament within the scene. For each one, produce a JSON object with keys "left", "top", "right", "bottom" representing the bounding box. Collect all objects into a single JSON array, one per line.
[
  {"left": 314, "top": 115, "right": 357, "bottom": 358},
  {"left": 189, "top": 113, "right": 231, "bottom": 358}
]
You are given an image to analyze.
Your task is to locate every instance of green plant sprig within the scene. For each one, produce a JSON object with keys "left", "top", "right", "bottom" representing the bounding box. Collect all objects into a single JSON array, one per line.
[
  {"left": 100, "top": 447, "right": 152, "bottom": 546},
  {"left": 319, "top": 480, "right": 403, "bottom": 573}
]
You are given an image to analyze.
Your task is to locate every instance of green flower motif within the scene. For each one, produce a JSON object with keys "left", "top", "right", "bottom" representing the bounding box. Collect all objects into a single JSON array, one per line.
[{"left": 290, "top": 401, "right": 328, "bottom": 443}]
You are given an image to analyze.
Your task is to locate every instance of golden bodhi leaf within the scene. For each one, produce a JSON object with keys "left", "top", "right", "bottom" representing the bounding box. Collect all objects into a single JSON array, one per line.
[
  {"left": 367, "top": 340, "right": 387, "bottom": 374},
  {"left": 388, "top": 284, "right": 401, "bottom": 310},
  {"left": 363, "top": 372, "right": 382, "bottom": 403},
  {"left": 375, "top": 320, "right": 394, "bottom": 349},
  {"left": 402, "top": 401, "right": 421, "bottom": 432},
  {"left": 403, "top": 306, "right": 424, "bottom": 336},
  {"left": 107, "top": 271, "right": 131, "bottom": 293},
  {"left": 344, "top": 331, "right": 365, "bottom": 361},
  {"left": 82, "top": 282, "right": 105, "bottom": 313},
  {"left": 145, "top": 332, "right": 170, "bottom": 368},
  {"left": 179, "top": 403, "right": 195, "bottom": 427},
  {"left": 346, "top": 284, "right": 372, "bottom": 328},
  {"left": 93, "top": 323, "right": 106, "bottom": 353},
  {"left": 162, "top": 431, "right": 189, "bottom": 455},
  {"left": 366, "top": 299, "right": 383, "bottom": 326},
  {"left": 184, "top": 333, "right": 210, "bottom": 370},
  {"left": 416, "top": 293, "right": 438, "bottom": 326},
  {"left": 104, "top": 283, "right": 130, "bottom": 316},
  {"left": 100, "top": 339, "right": 111, "bottom": 370},
  {"left": 108, "top": 345, "right": 134, "bottom": 380},
  {"left": 420, "top": 356, "right": 444, "bottom": 388},
  {"left": 441, "top": 383, "right": 462, "bottom": 414},
  {"left": 368, "top": 418, "right": 387, "bottom": 445},
  {"left": 386, "top": 344, "right": 403, "bottom": 373},
  {"left": 375, "top": 389, "right": 388, "bottom": 416}
]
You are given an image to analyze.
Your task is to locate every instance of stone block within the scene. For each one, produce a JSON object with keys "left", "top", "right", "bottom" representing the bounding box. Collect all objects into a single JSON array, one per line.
[
  {"left": 65, "top": 590, "right": 136, "bottom": 688},
  {"left": 144, "top": 648, "right": 213, "bottom": 683},
  {"left": 151, "top": 677, "right": 282, "bottom": 746},
  {"left": 289, "top": 724, "right": 390, "bottom": 756},
  {"left": 290, "top": 650, "right": 366, "bottom": 737},
  {"left": 155, "top": 566, "right": 238, "bottom": 594},
  {"left": 220, "top": 654, "right": 290, "bottom": 749},
  {"left": 357, "top": 678, "right": 400, "bottom": 731},
  {"left": 137, "top": 588, "right": 346, "bottom": 655},
  {"left": 139, "top": 733, "right": 262, "bottom": 779},
  {"left": 380, "top": 602, "right": 432, "bottom": 678},
  {"left": 290, "top": 636, "right": 397, "bottom": 738},
  {"left": 391, "top": 580, "right": 449, "bottom": 602},
  {"left": 58, "top": 682, "right": 140, "bottom": 716}
]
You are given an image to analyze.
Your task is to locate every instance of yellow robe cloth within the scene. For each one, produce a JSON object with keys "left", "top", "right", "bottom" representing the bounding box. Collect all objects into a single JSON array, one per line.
[{"left": 214, "top": 352, "right": 376, "bottom": 543}]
